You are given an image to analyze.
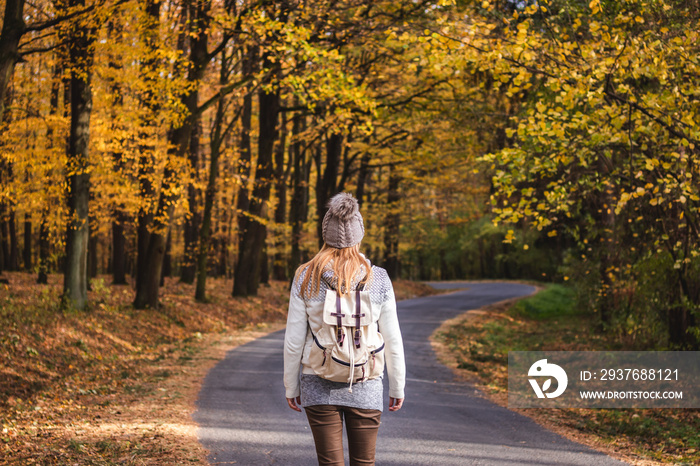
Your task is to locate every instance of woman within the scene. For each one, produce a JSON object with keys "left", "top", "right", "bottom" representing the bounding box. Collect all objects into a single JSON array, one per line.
[{"left": 284, "top": 192, "right": 406, "bottom": 466}]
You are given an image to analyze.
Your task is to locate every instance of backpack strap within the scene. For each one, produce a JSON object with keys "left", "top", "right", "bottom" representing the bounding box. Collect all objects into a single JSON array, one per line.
[
  {"left": 352, "top": 289, "right": 365, "bottom": 349},
  {"left": 325, "top": 270, "right": 369, "bottom": 348},
  {"left": 331, "top": 293, "right": 345, "bottom": 346}
]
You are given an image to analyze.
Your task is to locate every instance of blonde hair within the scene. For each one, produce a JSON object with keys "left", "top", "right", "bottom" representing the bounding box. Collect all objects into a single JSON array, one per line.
[{"left": 297, "top": 244, "right": 372, "bottom": 298}]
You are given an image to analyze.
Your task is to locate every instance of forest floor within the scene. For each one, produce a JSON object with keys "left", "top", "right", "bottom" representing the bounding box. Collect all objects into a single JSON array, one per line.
[
  {"left": 432, "top": 284, "right": 699, "bottom": 466},
  {"left": 0, "top": 272, "right": 438, "bottom": 465}
]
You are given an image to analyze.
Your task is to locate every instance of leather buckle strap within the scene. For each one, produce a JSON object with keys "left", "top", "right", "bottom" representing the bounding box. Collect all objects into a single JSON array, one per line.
[
  {"left": 352, "top": 289, "right": 365, "bottom": 348},
  {"left": 331, "top": 293, "right": 345, "bottom": 346}
]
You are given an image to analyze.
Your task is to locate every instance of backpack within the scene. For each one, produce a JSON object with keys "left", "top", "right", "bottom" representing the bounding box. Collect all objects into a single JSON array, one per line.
[{"left": 308, "top": 281, "right": 385, "bottom": 392}]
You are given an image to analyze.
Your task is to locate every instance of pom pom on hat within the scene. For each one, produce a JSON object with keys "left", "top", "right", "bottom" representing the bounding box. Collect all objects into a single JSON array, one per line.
[
  {"left": 327, "top": 192, "right": 359, "bottom": 220},
  {"left": 322, "top": 193, "right": 365, "bottom": 248}
]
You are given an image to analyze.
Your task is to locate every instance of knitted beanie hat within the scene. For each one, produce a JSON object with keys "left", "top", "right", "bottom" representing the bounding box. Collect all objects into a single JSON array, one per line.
[{"left": 322, "top": 192, "right": 365, "bottom": 249}]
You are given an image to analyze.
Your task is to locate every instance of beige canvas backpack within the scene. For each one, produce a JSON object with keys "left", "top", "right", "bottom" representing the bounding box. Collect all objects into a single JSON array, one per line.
[{"left": 308, "top": 283, "right": 385, "bottom": 392}]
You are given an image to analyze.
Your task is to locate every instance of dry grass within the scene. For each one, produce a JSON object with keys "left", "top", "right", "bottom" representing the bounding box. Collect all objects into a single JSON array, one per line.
[{"left": 392, "top": 279, "right": 443, "bottom": 300}]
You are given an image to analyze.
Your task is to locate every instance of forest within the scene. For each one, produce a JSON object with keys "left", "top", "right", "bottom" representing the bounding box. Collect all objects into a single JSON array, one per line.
[{"left": 0, "top": 0, "right": 698, "bottom": 349}]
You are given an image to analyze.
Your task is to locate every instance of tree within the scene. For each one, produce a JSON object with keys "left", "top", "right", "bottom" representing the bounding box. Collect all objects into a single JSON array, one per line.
[
  {"left": 232, "top": 52, "right": 279, "bottom": 297},
  {"left": 195, "top": 45, "right": 236, "bottom": 301},
  {"left": 63, "top": 0, "right": 97, "bottom": 310},
  {"left": 471, "top": 0, "right": 700, "bottom": 346},
  {"left": 0, "top": 0, "right": 26, "bottom": 123}
]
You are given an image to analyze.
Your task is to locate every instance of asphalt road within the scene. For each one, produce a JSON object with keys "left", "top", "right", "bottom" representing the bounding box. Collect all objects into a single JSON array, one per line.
[{"left": 194, "top": 282, "right": 627, "bottom": 465}]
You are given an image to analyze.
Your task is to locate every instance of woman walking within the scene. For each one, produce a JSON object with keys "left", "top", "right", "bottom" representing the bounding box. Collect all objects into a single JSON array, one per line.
[{"left": 284, "top": 192, "right": 406, "bottom": 465}]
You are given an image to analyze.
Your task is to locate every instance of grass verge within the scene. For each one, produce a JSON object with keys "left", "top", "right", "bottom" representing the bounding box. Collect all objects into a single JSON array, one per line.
[
  {"left": 0, "top": 272, "right": 437, "bottom": 465},
  {"left": 432, "top": 284, "right": 699, "bottom": 466}
]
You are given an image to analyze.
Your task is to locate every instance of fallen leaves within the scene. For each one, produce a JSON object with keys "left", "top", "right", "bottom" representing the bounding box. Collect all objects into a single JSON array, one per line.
[{"left": 0, "top": 272, "right": 289, "bottom": 465}]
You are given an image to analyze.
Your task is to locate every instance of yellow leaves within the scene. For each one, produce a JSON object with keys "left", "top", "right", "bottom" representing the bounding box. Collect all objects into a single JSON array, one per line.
[
  {"left": 504, "top": 229, "right": 515, "bottom": 244},
  {"left": 644, "top": 158, "right": 659, "bottom": 171},
  {"left": 516, "top": 20, "right": 530, "bottom": 34},
  {"left": 589, "top": 0, "right": 601, "bottom": 15}
]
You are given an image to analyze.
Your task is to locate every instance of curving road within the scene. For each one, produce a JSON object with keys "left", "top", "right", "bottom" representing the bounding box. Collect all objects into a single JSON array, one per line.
[{"left": 194, "top": 282, "right": 626, "bottom": 465}]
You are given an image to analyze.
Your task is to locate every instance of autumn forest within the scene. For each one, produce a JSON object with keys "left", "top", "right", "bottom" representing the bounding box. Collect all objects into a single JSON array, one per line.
[{"left": 1, "top": 0, "right": 699, "bottom": 348}]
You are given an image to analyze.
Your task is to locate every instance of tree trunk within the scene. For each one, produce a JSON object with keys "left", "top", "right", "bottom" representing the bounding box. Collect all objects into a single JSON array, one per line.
[
  {"left": 133, "top": 0, "right": 209, "bottom": 307},
  {"left": 111, "top": 215, "right": 127, "bottom": 284},
  {"left": 133, "top": 135, "right": 182, "bottom": 308},
  {"left": 106, "top": 18, "right": 128, "bottom": 285},
  {"left": 195, "top": 45, "right": 229, "bottom": 301},
  {"left": 355, "top": 147, "right": 371, "bottom": 207},
  {"left": 216, "top": 170, "right": 230, "bottom": 277},
  {"left": 0, "top": 0, "right": 26, "bottom": 122},
  {"left": 88, "top": 225, "right": 98, "bottom": 279},
  {"left": 181, "top": 119, "right": 202, "bottom": 283},
  {"left": 0, "top": 206, "right": 4, "bottom": 274},
  {"left": 0, "top": 207, "right": 9, "bottom": 271},
  {"left": 231, "top": 45, "right": 256, "bottom": 295},
  {"left": 134, "top": 0, "right": 211, "bottom": 307},
  {"left": 383, "top": 166, "right": 400, "bottom": 279},
  {"left": 597, "top": 156, "right": 616, "bottom": 326},
  {"left": 668, "top": 304, "right": 694, "bottom": 348},
  {"left": 63, "top": 0, "right": 96, "bottom": 310},
  {"left": 272, "top": 110, "right": 288, "bottom": 280},
  {"left": 233, "top": 81, "right": 279, "bottom": 297},
  {"left": 315, "top": 132, "right": 342, "bottom": 247},
  {"left": 260, "top": 237, "right": 269, "bottom": 285},
  {"left": 0, "top": 85, "right": 14, "bottom": 273},
  {"left": 0, "top": 220, "right": 3, "bottom": 275},
  {"left": 180, "top": 136, "right": 200, "bottom": 284},
  {"left": 135, "top": 0, "right": 162, "bottom": 297},
  {"left": 336, "top": 128, "right": 354, "bottom": 194},
  {"left": 160, "top": 230, "right": 171, "bottom": 287},
  {"left": 180, "top": 0, "right": 210, "bottom": 284},
  {"left": 37, "top": 209, "right": 49, "bottom": 283},
  {"left": 195, "top": 119, "right": 223, "bottom": 300},
  {"left": 23, "top": 214, "right": 31, "bottom": 270},
  {"left": 38, "top": 56, "right": 63, "bottom": 284},
  {"left": 7, "top": 210, "right": 17, "bottom": 270},
  {"left": 216, "top": 146, "right": 231, "bottom": 279},
  {"left": 289, "top": 112, "right": 309, "bottom": 271}
]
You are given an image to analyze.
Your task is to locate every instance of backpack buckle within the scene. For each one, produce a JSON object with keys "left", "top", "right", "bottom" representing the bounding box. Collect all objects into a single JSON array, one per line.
[{"left": 337, "top": 328, "right": 345, "bottom": 346}]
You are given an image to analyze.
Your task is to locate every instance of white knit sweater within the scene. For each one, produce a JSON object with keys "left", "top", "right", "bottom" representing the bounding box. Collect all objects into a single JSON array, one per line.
[{"left": 283, "top": 265, "right": 406, "bottom": 400}]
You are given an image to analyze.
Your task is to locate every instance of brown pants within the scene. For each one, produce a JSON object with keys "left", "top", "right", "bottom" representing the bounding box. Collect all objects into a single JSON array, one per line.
[{"left": 304, "top": 405, "right": 382, "bottom": 466}]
